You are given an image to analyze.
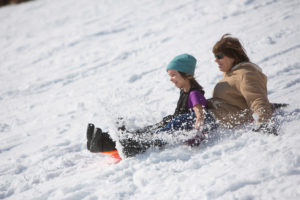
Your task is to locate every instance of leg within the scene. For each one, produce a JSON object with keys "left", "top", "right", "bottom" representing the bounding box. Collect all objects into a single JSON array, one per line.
[
  {"left": 157, "top": 112, "right": 196, "bottom": 132},
  {"left": 119, "top": 131, "right": 166, "bottom": 157},
  {"left": 86, "top": 123, "right": 164, "bottom": 157}
]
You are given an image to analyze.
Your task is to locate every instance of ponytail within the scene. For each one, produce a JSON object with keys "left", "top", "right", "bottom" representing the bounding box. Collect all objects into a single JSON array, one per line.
[{"left": 179, "top": 72, "right": 205, "bottom": 95}]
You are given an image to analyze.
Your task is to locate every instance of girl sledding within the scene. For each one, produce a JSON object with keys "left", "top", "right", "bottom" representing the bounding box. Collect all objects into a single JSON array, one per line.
[{"left": 87, "top": 53, "right": 217, "bottom": 158}]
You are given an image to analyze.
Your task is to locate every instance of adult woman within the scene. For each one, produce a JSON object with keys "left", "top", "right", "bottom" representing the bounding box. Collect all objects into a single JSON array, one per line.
[{"left": 206, "top": 34, "right": 276, "bottom": 134}]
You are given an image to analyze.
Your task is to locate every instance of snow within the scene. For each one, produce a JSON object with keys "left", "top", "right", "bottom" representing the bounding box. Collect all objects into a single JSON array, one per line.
[{"left": 1, "top": 0, "right": 300, "bottom": 199}]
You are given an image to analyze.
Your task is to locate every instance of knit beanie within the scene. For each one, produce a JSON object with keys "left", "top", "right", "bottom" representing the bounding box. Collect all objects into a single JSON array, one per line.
[{"left": 166, "top": 54, "right": 197, "bottom": 75}]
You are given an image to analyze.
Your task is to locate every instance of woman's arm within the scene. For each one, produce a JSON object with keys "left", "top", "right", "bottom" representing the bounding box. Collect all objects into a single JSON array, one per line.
[
  {"left": 193, "top": 104, "right": 204, "bottom": 130},
  {"left": 239, "top": 67, "right": 273, "bottom": 123}
]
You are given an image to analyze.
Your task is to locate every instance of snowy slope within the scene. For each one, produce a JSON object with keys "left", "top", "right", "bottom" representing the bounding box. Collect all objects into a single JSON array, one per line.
[{"left": 1, "top": 0, "right": 300, "bottom": 199}]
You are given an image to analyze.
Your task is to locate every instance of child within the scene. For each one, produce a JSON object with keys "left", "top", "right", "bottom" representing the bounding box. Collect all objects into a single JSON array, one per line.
[{"left": 87, "top": 54, "right": 217, "bottom": 157}]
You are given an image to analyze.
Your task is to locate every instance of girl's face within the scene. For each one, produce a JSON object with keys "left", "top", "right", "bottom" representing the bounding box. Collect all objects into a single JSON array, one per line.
[
  {"left": 168, "top": 69, "right": 188, "bottom": 89},
  {"left": 214, "top": 53, "right": 235, "bottom": 73}
]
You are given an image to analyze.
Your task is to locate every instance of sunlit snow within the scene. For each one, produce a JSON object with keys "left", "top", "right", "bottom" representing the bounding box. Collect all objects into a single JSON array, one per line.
[{"left": 1, "top": 0, "right": 300, "bottom": 199}]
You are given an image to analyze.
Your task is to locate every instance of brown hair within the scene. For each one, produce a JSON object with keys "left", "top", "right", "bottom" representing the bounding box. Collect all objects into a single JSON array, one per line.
[
  {"left": 179, "top": 72, "right": 205, "bottom": 95},
  {"left": 213, "top": 34, "right": 250, "bottom": 66}
]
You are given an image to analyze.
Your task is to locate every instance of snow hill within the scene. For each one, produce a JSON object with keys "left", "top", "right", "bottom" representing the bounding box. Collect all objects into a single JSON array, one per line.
[{"left": 1, "top": 0, "right": 300, "bottom": 199}]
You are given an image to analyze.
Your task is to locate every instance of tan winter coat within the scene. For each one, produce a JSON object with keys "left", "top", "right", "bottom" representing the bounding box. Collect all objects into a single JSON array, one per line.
[{"left": 207, "top": 62, "right": 273, "bottom": 128}]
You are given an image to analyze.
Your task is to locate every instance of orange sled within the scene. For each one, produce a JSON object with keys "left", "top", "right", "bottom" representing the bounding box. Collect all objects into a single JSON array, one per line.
[{"left": 101, "top": 150, "right": 122, "bottom": 163}]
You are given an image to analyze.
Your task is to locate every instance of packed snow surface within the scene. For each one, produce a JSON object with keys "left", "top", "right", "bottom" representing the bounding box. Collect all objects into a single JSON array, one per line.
[{"left": 1, "top": 0, "right": 300, "bottom": 199}]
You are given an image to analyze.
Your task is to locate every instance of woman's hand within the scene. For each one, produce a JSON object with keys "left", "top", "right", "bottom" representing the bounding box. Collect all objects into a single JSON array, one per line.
[{"left": 193, "top": 104, "right": 204, "bottom": 130}]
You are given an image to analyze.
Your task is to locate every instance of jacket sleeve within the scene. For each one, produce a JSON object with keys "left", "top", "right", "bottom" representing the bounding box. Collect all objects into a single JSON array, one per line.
[{"left": 238, "top": 68, "right": 273, "bottom": 123}]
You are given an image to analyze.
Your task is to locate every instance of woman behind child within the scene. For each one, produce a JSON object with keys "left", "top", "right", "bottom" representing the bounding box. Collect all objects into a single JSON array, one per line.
[{"left": 206, "top": 34, "right": 281, "bottom": 134}]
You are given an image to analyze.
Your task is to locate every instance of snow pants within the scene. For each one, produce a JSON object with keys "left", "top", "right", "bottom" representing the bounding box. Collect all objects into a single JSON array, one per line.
[{"left": 119, "top": 111, "right": 218, "bottom": 157}]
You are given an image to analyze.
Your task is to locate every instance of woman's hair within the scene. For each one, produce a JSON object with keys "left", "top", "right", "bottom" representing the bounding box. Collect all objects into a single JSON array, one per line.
[
  {"left": 213, "top": 33, "right": 250, "bottom": 66},
  {"left": 179, "top": 72, "right": 205, "bottom": 95}
]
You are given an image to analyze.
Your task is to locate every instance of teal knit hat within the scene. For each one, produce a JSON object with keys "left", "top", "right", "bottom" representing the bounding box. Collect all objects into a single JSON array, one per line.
[{"left": 166, "top": 54, "right": 197, "bottom": 75}]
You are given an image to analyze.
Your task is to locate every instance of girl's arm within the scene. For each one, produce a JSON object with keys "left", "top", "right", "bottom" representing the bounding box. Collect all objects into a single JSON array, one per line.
[{"left": 193, "top": 104, "right": 204, "bottom": 130}]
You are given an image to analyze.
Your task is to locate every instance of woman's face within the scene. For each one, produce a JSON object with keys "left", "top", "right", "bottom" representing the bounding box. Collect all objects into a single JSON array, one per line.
[
  {"left": 214, "top": 53, "right": 235, "bottom": 73},
  {"left": 168, "top": 69, "right": 187, "bottom": 89}
]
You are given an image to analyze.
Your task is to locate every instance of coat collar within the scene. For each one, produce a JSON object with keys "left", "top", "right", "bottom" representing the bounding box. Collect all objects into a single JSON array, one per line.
[{"left": 227, "top": 62, "right": 262, "bottom": 74}]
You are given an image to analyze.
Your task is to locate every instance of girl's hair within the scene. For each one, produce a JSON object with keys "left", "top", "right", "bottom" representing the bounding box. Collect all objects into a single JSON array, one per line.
[
  {"left": 179, "top": 72, "right": 205, "bottom": 95},
  {"left": 213, "top": 33, "right": 250, "bottom": 66}
]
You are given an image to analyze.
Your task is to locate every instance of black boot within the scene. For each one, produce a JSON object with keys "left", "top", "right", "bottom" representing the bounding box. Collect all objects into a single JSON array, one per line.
[
  {"left": 101, "top": 131, "right": 117, "bottom": 152},
  {"left": 89, "top": 128, "right": 117, "bottom": 153},
  {"left": 86, "top": 123, "right": 95, "bottom": 150},
  {"left": 89, "top": 128, "right": 102, "bottom": 152}
]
